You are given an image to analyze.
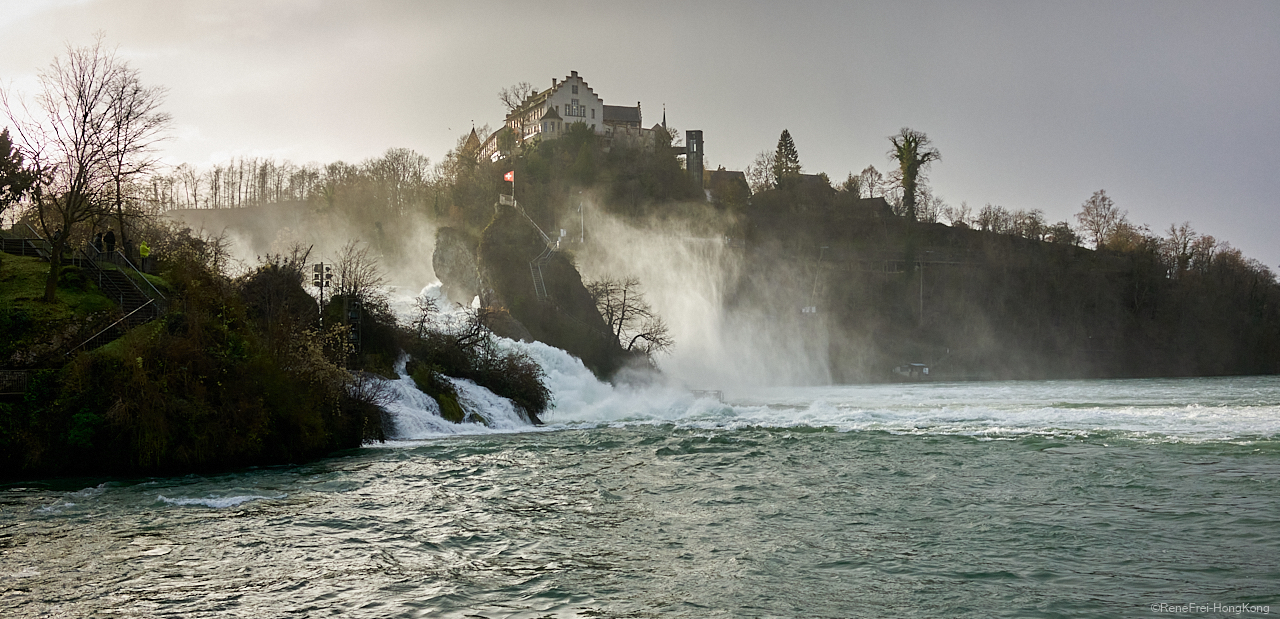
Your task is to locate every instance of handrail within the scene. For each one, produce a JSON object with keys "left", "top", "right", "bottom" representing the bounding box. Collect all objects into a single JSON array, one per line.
[
  {"left": 65, "top": 299, "right": 155, "bottom": 356},
  {"left": 20, "top": 223, "right": 51, "bottom": 255},
  {"left": 514, "top": 203, "right": 555, "bottom": 247},
  {"left": 110, "top": 247, "right": 166, "bottom": 301},
  {"left": 78, "top": 244, "right": 166, "bottom": 303}
]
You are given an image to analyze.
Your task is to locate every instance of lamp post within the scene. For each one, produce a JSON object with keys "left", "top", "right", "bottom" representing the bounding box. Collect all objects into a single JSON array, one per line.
[{"left": 312, "top": 262, "right": 332, "bottom": 323}]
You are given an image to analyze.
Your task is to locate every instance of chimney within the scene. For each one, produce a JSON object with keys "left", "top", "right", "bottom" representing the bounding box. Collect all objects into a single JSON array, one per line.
[
  {"left": 552, "top": 78, "right": 557, "bottom": 88},
  {"left": 571, "top": 70, "right": 578, "bottom": 78}
]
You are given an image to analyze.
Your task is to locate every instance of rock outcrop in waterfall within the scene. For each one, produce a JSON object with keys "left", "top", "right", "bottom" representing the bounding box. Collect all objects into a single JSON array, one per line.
[{"left": 433, "top": 204, "right": 639, "bottom": 379}]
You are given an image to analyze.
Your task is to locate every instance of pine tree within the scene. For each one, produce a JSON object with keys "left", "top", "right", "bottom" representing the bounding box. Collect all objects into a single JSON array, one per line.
[
  {"left": 0, "top": 128, "right": 37, "bottom": 215},
  {"left": 772, "top": 129, "right": 801, "bottom": 189}
]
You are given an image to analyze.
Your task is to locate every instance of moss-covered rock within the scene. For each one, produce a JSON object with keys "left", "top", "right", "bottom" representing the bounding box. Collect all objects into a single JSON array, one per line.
[{"left": 407, "top": 360, "right": 467, "bottom": 424}]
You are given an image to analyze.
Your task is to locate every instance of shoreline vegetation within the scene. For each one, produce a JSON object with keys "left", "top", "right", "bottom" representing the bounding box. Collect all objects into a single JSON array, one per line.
[{"left": 2, "top": 47, "right": 1278, "bottom": 478}]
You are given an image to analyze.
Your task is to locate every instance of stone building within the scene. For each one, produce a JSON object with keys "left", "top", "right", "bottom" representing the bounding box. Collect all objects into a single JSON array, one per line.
[
  {"left": 497, "top": 70, "right": 655, "bottom": 151},
  {"left": 506, "top": 70, "right": 606, "bottom": 142}
]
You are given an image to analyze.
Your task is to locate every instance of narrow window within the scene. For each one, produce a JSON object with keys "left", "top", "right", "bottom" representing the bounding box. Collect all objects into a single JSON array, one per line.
[
  {"left": 572, "top": 84, "right": 578, "bottom": 94},
  {"left": 591, "top": 108, "right": 595, "bottom": 119}
]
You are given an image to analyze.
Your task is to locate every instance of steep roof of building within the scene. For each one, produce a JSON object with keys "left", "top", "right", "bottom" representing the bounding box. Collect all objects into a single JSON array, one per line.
[
  {"left": 603, "top": 105, "right": 641, "bottom": 124},
  {"left": 540, "top": 106, "right": 563, "bottom": 121},
  {"left": 462, "top": 128, "right": 481, "bottom": 153}
]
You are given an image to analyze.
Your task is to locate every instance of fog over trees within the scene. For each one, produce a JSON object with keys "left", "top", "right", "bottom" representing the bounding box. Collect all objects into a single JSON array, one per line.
[{"left": 4, "top": 48, "right": 1275, "bottom": 381}]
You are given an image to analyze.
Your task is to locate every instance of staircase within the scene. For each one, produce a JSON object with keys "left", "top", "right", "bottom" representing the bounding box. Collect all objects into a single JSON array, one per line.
[
  {"left": 529, "top": 245, "right": 552, "bottom": 301},
  {"left": 1, "top": 228, "right": 166, "bottom": 354},
  {"left": 65, "top": 249, "right": 166, "bottom": 353}
]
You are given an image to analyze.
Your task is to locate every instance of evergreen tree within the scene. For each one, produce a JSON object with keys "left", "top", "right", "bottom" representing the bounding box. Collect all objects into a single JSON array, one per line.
[
  {"left": 0, "top": 128, "right": 37, "bottom": 217},
  {"left": 772, "top": 129, "right": 801, "bottom": 189}
]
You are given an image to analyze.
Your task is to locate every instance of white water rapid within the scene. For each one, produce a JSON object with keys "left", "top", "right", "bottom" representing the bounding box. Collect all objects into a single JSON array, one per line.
[{"left": 379, "top": 284, "right": 1280, "bottom": 443}]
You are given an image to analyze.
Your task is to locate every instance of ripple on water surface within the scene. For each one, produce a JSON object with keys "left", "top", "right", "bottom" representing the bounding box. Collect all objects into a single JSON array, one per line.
[{"left": 3, "top": 377, "right": 1279, "bottom": 617}]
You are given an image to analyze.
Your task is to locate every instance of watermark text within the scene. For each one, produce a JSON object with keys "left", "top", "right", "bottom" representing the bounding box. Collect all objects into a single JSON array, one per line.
[{"left": 1151, "top": 603, "right": 1270, "bottom": 614}]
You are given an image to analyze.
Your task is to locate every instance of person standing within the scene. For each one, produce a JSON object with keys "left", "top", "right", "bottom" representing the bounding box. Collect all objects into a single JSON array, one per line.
[
  {"left": 139, "top": 240, "right": 152, "bottom": 273},
  {"left": 103, "top": 229, "right": 116, "bottom": 253}
]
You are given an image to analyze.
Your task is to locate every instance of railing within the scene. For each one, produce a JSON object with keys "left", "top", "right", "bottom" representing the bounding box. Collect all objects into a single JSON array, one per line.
[
  {"left": 0, "top": 370, "right": 28, "bottom": 395},
  {"left": 80, "top": 244, "right": 167, "bottom": 304},
  {"left": 690, "top": 390, "right": 724, "bottom": 402},
  {"left": 529, "top": 245, "right": 552, "bottom": 301},
  {"left": 64, "top": 299, "right": 156, "bottom": 356},
  {"left": 18, "top": 223, "right": 52, "bottom": 258}
]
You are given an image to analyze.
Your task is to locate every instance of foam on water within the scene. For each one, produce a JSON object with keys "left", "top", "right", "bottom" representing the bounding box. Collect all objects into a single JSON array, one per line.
[
  {"left": 156, "top": 494, "right": 286, "bottom": 509},
  {"left": 382, "top": 337, "right": 1280, "bottom": 442},
  {"left": 380, "top": 284, "right": 1280, "bottom": 443}
]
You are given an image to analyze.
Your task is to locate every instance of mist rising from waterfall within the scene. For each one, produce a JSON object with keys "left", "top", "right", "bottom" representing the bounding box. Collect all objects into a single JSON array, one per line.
[{"left": 576, "top": 205, "right": 833, "bottom": 391}]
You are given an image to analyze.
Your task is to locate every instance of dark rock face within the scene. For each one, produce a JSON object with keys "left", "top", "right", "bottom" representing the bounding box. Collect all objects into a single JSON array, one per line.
[
  {"left": 477, "top": 205, "right": 634, "bottom": 378},
  {"left": 432, "top": 227, "right": 482, "bottom": 306}
]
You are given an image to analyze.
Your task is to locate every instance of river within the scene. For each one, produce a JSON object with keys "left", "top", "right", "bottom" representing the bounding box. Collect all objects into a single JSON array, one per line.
[{"left": 2, "top": 339, "right": 1278, "bottom": 617}]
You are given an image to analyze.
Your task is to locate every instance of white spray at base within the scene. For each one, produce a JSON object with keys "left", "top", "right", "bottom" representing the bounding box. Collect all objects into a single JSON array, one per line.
[
  {"left": 380, "top": 337, "right": 732, "bottom": 441},
  {"left": 377, "top": 285, "right": 1280, "bottom": 443}
]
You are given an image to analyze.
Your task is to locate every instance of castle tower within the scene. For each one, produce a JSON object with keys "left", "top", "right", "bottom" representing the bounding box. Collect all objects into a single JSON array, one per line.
[{"left": 685, "top": 130, "right": 704, "bottom": 190}]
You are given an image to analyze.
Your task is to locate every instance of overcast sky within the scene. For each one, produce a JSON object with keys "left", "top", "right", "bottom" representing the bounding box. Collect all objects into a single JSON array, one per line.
[{"left": 2, "top": 0, "right": 1277, "bottom": 268}]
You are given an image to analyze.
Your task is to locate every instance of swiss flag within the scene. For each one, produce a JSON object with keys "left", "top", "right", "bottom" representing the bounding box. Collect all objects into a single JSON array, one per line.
[{"left": 504, "top": 171, "right": 514, "bottom": 182}]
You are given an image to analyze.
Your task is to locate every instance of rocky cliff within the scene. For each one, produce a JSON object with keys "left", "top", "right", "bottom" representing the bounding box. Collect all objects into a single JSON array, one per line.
[{"left": 434, "top": 206, "right": 636, "bottom": 379}]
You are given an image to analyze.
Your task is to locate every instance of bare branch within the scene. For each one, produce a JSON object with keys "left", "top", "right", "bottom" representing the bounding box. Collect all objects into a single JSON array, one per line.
[
  {"left": 588, "top": 276, "right": 673, "bottom": 357},
  {"left": 498, "top": 81, "right": 536, "bottom": 113}
]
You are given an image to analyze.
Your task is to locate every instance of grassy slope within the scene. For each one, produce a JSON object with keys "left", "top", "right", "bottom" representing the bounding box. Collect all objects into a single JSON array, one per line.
[
  {"left": 0, "top": 255, "right": 123, "bottom": 365},
  {"left": 0, "top": 254, "right": 116, "bottom": 320}
]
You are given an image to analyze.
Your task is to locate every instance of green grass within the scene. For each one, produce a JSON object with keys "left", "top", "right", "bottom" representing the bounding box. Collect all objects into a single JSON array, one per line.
[{"left": 0, "top": 255, "right": 116, "bottom": 320}]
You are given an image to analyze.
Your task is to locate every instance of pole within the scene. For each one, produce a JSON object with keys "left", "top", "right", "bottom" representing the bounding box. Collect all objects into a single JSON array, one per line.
[{"left": 919, "top": 261, "right": 924, "bottom": 328}]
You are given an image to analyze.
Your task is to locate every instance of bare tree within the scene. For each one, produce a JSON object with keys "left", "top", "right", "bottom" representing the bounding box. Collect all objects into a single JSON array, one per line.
[
  {"left": 2, "top": 36, "right": 133, "bottom": 301},
  {"left": 498, "top": 81, "right": 536, "bottom": 113},
  {"left": 588, "top": 276, "right": 674, "bottom": 356},
  {"left": 1162, "top": 221, "right": 1197, "bottom": 277},
  {"left": 887, "top": 127, "right": 941, "bottom": 222},
  {"left": 333, "top": 240, "right": 386, "bottom": 303},
  {"left": 857, "top": 165, "right": 884, "bottom": 199},
  {"left": 745, "top": 149, "right": 776, "bottom": 194},
  {"left": 976, "top": 204, "right": 1012, "bottom": 233},
  {"left": 1011, "top": 208, "right": 1047, "bottom": 241},
  {"left": 103, "top": 62, "right": 170, "bottom": 258},
  {"left": 1075, "top": 189, "right": 1126, "bottom": 249},
  {"left": 942, "top": 200, "right": 973, "bottom": 227},
  {"left": 915, "top": 185, "right": 946, "bottom": 224}
]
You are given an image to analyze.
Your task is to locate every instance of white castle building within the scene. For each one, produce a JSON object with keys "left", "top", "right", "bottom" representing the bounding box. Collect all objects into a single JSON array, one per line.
[{"left": 480, "top": 70, "right": 665, "bottom": 161}]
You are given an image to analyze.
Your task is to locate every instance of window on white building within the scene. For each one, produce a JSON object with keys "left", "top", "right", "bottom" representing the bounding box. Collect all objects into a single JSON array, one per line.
[{"left": 572, "top": 84, "right": 578, "bottom": 94}]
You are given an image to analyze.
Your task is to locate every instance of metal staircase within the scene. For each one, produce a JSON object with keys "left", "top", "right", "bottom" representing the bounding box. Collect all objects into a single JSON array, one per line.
[
  {"left": 65, "top": 246, "right": 167, "bottom": 354},
  {"left": 504, "top": 196, "right": 558, "bottom": 302},
  {"left": 529, "top": 245, "right": 552, "bottom": 301},
  {"left": 1, "top": 226, "right": 167, "bottom": 354}
]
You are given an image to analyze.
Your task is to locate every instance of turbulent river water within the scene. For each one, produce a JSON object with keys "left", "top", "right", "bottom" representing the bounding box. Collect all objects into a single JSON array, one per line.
[{"left": 3, "top": 334, "right": 1279, "bottom": 617}]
